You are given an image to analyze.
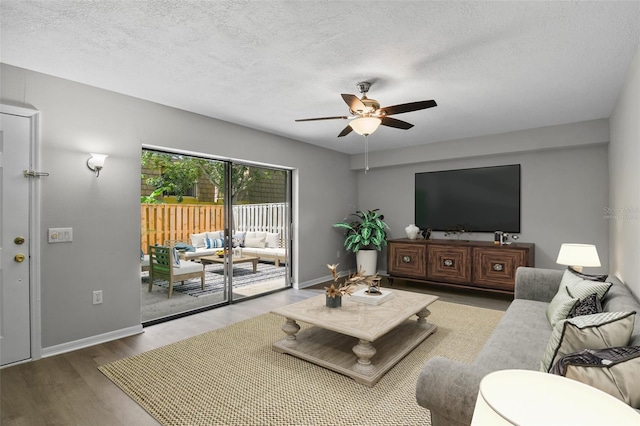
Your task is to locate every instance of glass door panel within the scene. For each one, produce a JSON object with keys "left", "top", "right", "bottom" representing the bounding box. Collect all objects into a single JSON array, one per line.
[
  {"left": 141, "top": 150, "right": 230, "bottom": 323},
  {"left": 230, "top": 164, "right": 291, "bottom": 301}
]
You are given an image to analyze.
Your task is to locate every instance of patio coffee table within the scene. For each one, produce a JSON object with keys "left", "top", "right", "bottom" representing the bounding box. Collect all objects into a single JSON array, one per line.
[
  {"left": 271, "top": 288, "right": 438, "bottom": 386},
  {"left": 199, "top": 254, "right": 260, "bottom": 274}
]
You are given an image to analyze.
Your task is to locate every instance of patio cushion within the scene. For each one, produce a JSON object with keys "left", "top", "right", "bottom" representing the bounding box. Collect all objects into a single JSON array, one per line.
[{"left": 174, "top": 261, "right": 203, "bottom": 276}]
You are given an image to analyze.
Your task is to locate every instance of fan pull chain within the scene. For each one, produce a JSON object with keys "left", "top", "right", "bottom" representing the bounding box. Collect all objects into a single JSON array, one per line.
[{"left": 364, "top": 134, "right": 369, "bottom": 174}]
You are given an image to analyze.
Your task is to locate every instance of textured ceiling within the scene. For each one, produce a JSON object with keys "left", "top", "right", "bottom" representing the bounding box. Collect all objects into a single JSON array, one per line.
[{"left": 1, "top": 1, "right": 639, "bottom": 154}]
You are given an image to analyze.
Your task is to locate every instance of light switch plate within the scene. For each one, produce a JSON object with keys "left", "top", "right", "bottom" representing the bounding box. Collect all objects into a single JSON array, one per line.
[{"left": 48, "top": 227, "right": 73, "bottom": 243}]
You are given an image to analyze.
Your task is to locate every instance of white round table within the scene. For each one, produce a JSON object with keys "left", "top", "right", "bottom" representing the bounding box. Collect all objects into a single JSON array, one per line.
[{"left": 471, "top": 369, "right": 640, "bottom": 425}]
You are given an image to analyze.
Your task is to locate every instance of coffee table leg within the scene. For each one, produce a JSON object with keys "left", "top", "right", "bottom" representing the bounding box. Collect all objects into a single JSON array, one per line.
[
  {"left": 252, "top": 259, "right": 258, "bottom": 273},
  {"left": 416, "top": 308, "right": 431, "bottom": 325},
  {"left": 352, "top": 339, "right": 377, "bottom": 371},
  {"left": 281, "top": 318, "right": 300, "bottom": 341}
]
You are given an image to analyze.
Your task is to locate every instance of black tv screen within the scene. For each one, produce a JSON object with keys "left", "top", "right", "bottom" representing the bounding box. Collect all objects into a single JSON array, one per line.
[{"left": 415, "top": 164, "right": 521, "bottom": 233}]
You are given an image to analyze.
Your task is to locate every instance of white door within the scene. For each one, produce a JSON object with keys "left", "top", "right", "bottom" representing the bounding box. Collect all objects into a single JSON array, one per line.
[{"left": 0, "top": 111, "right": 33, "bottom": 366}]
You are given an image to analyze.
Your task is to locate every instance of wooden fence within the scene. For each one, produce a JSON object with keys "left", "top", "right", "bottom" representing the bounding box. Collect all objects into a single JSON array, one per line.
[{"left": 141, "top": 202, "right": 287, "bottom": 253}]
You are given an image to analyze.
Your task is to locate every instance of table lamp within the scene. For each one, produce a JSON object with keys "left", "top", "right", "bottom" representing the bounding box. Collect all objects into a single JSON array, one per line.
[
  {"left": 471, "top": 369, "right": 640, "bottom": 425},
  {"left": 556, "top": 243, "right": 601, "bottom": 272}
]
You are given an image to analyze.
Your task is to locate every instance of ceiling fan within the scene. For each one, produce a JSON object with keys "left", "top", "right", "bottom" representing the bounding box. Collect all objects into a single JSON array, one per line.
[{"left": 295, "top": 81, "right": 437, "bottom": 137}]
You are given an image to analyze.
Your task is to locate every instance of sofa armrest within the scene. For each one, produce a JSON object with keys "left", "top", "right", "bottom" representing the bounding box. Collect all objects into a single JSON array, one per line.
[
  {"left": 514, "top": 267, "right": 563, "bottom": 303},
  {"left": 416, "top": 356, "right": 488, "bottom": 426}
]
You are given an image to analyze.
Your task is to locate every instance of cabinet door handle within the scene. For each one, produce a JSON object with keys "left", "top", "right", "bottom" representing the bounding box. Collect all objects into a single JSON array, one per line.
[
  {"left": 443, "top": 259, "right": 454, "bottom": 267},
  {"left": 492, "top": 263, "right": 504, "bottom": 272},
  {"left": 402, "top": 256, "right": 411, "bottom": 263}
]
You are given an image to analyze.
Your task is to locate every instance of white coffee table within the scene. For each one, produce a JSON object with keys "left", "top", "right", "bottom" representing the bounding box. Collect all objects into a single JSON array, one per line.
[{"left": 271, "top": 288, "right": 438, "bottom": 386}]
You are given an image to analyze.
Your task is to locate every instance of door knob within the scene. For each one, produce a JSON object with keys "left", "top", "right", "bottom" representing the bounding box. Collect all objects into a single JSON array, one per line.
[
  {"left": 14, "top": 236, "right": 25, "bottom": 245},
  {"left": 14, "top": 253, "right": 26, "bottom": 262}
]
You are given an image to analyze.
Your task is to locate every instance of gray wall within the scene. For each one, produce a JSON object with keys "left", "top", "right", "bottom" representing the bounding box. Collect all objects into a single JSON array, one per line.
[
  {"left": 609, "top": 46, "right": 640, "bottom": 299},
  {"left": 1, "top": 63, "right": 357, "bottom": 350},
  {"left": 355, "top": 121, "right": 610, "bottom": 275}
]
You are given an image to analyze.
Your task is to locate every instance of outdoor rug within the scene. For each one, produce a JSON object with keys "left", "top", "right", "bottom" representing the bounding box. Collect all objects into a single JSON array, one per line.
[
  {"left": 99, "top": 300, "right": 503, "bottom": 426},
  {"left": 150, "top": 262, "right": 286, "bottom": 297}
]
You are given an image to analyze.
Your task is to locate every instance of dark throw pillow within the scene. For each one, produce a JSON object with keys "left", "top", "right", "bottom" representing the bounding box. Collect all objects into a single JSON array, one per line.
[
  {"left": 567, "top": 293, "right": 603, "bottom": 318},
  {"left": 550, "top": 346, "right": 640, "bottom": 408}
]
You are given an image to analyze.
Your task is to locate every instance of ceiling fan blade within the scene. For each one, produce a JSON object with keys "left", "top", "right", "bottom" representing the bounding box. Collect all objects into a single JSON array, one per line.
[
  {"left": 379, "top": 100, "right": 437, "bottom": 116},
  {"left": 341, "top": 94, "right": 367, "bottom": 113},
  {"left": 381, "top": 116, "right": 414, "bottom": 130},
  {"left": 338, "top": 125, "right": 353, "bottom": 137},
  {"left": 295, "top": 115, "right": 350, "bottom": 122}
]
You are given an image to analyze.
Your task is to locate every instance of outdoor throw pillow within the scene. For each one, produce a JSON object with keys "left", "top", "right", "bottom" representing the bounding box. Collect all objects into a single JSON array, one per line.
[
  {"left": 244, "top": 236, "right": 266, "bottom": 248},
  {"left": 266, "top": 232, "right": 280, "bottom": 248},
  {"left": 190, "top": 232, "right": 208, "bottom": 249},
  {"left": 232, "top": 232, "right": 246, "bottom": 248},
  {"left": 205, "top": 238, "right": 224, "bottom": 249},
  {"left": 550, "top": 346, "right": 640, "bottom": 408},
  {"left": 567, "top": 293, "right": 603, "bottom": 319},
  {"left": 540, "top": 311, "right": 636, "bottom": 373},
  {"left": 172, "top": 247, "right": 181, "bottom": 268},
  {"left": 546, "top": 288, "right": 580, "bottom": 327}
]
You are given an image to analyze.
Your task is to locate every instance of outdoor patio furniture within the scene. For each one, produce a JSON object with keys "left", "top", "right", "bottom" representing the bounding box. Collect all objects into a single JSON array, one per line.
[{"left": 148, "top": 245, "right": 204, "bottom": 298}]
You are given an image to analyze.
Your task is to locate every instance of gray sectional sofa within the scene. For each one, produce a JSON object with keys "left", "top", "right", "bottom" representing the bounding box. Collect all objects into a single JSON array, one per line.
[{"left": 416, "top": 267, "right": 640, "bottom": 426}]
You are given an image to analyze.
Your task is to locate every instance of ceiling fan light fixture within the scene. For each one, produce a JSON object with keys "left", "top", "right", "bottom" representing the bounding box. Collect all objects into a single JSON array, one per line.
[{"left": 349, "top": 117, "right": 381, "bottom": 136}]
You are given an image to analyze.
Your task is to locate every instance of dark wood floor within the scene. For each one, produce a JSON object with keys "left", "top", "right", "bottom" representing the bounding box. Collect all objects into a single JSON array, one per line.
[{"left": 0, "top": 283, "right": 510, "bottom": 426}]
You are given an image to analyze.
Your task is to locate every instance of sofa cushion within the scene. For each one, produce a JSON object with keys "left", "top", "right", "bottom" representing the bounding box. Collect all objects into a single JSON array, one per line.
[
  {"left": 205, "top": 238, "right": 224, "bottom": 249},
  {"left": 232, "top": 232, "right": 245, "bottom": 248},
  {"left": 207, "top": 230, "right": 223, "bottom": 240},
  {"left": 567, "top": 267, "right": 608, "bottom": 282},
  {"left": 601, "top": 276, "right": 640, "bottom": 346},
  {"left": 559, "top": 269, "right": 612, "bottom": 301},
  {"left": 550, "top": 346, "right": 640, "bottom": 408},
  {"left": 540, "top": 311, "right": 636, "bottom": 372},
  {"left": 546, "top": 288, "right": 579, "bottom": 327},
  {"left": 190, "top": 232, "right": 208, "bottom": 249},
  {"left": 265, "top": 232, "right": 280, "bottom": 248},
  {"left": 475, "top": 299, "right": 553, "bottom": 371},
  {"left": 173, "top": 260, "right": 203, "bottom": 276},
  {"left": 567, "top": 293, "right": 603, "bottom": 318},
  {"left": 245, "top": 236, "right": 266, "bottom": 248}
]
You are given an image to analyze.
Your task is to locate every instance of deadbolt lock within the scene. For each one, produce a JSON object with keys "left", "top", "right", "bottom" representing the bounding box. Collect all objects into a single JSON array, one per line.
[
  {"left": 14, "top": 236, "right": 25, "bottom": 245},
  {"left": 15, "top": 254, "right": 26, "bottom": 262}
]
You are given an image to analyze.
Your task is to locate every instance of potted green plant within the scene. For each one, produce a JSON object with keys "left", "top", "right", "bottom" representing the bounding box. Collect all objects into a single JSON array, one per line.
[{"left": 333, "top": 209, "right": 389, "bottom": 275}]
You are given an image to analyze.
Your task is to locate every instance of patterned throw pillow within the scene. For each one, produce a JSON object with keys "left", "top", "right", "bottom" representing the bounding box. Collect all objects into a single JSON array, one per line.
[
  {"left": 205, "top": 238, "right": 224, "bottom": 249},
  {"left": 550, "top": 346, "right": 640, "bottom": 408},
  {"left": 559, "top": 269, "right": 612, "bottom": 301},
  {"left": 567, "top": 293, "right": 603, "bottom": 318},
  {"left": 540, "top": 311, "right": 636, "bottom": 373}
]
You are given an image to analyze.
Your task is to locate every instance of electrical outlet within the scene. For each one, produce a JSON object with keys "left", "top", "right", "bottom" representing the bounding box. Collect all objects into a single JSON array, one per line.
[{"left": 93, "top": 290, "right": 103, "bottom": 305}]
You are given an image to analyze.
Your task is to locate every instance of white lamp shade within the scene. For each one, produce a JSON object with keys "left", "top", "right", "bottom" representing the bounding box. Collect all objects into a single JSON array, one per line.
[
  {"left": 556, "top": 243, "right": 601, "bottom": 268},
  {"left": 471, "top": 370, "right": 640, "bottom": 425},
  {"left": 88, "top": 153, "right": 108, "bottom": 168},
  {"left": 349, "top": 117, "right": 381, "bottom": 135}
]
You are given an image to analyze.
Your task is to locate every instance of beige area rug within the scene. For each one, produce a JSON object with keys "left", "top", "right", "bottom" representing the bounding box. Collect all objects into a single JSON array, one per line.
[{"left": 99, "top": 301, "right": 503, "bottom": 426}]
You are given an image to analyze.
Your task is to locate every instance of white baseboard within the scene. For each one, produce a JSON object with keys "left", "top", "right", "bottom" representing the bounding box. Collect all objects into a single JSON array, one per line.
[
  {"left": 41, "top": 324, "right": 144, "bottom": 358},
  {"left": 295, "top": 269, "right": 388, "bottom": 290}
]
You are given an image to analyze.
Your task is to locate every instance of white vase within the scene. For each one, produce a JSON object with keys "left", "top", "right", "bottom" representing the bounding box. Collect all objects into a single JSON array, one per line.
[
  {"left": 405, "top": 224, "right": 420, "bottom": 240},
  {"left": 356, "top": 250, "right": 378, "bottom": 276}
]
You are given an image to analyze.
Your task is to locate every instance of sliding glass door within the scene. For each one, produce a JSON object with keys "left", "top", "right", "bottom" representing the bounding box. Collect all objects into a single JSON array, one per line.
[{"left": 141, "top": 149, "right": 291, "bottom": 324}]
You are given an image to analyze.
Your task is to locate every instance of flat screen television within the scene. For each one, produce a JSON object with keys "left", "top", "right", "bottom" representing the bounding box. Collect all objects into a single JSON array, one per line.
[{"left": 415, "top": 164, "right": 521, "bottom": 233}]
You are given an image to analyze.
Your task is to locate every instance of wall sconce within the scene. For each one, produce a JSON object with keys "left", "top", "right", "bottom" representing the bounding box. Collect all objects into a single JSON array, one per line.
[
  {"left": 556, "top": 243, "right": 601, "bottom": 272},
  {"left": 87, "top": 153, "right": 108, "bottom": 177}
]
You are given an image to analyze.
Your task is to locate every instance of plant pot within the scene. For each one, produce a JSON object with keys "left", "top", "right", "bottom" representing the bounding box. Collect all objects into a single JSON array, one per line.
[
  {"left": 356, "top": 249, "right": 378, "bottom": 276},
  {"left": 326, "top": 295, "right": 342, "bottom": 308}
]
